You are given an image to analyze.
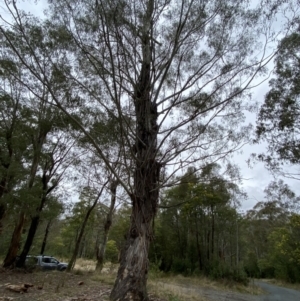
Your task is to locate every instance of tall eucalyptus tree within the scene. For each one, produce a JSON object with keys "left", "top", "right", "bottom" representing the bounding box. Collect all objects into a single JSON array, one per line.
[
  {"left": 16, "top": 127, "right": 77, "bottom": 268},
  {"left": 0, "top": 0, "right": 280, "bottom": 299},
  {"left": 0, "top": 59, "right": 27, "bottom": 234}
]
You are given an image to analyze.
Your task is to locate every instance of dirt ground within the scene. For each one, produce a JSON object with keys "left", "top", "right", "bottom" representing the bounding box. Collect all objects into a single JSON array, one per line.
[
  {"left": 0, "top": 269, "right": 165, "bottom": 301},
  {"left": 0, "top": 269, "right": 110, "bottom": 301},
  {"left": 0, "top": 267, "right": 274, "bottom": 301}
]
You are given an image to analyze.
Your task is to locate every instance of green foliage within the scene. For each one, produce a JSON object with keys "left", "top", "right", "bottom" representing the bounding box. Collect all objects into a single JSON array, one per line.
[
  {"left": 256, "top": 31, "right": 300, "bottom": 168},
  {"left": 108, "top": 206, "right": 131, "bottom": 251},
  {"left": 263, "top": 215, "right": 300, "bottom": 282},
  {"left": 0, "top": 59, "right": 18, "bottom": 75},
  {"left": 171, "top": 258, "right": 192, "bottom": 275},
  {"left": 105, "top": 240, "right": 119, "bottom": 263},
  {"left": 209, "top": 261, "right": 249, "bottom": 286},
  {"left": 243, "top": 180, "right": 300, "bottom": 282},
  {"left": 244, "top": 252, "right": 261, "bottom": 278},
  {"left": 60, "top": 197, "right": 101, "bottom": 259},
  {"left": 152, "top": 165, "right": 245, "bottom": 282}
]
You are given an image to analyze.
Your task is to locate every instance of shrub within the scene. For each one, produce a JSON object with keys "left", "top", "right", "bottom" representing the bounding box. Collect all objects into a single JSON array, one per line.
[
  {"left": 171, "top": 257, "right": 191, "bottom": 275},
  {"left": 105, "top": 240, "right": 119, "bottom": 263},
  {"left": 209, "top": 261, "right": 249, "bottom": 286}
]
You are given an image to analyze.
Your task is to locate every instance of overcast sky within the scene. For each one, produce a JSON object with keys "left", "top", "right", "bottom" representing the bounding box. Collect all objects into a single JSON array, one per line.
[
  {"left": 1, "top": 0, "right": 299, "bottom": 211},
  {"left": 235, "top": 81, "right": 300, "bottom": 210}
]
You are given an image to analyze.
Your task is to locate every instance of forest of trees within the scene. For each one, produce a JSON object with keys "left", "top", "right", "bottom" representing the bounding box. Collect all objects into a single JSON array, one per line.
[
  {"left": 2, "top": 164, "right": 300, "bottom": 284},
  {"left": 0, "top": 0, "right": 300, "bottom": 300}
]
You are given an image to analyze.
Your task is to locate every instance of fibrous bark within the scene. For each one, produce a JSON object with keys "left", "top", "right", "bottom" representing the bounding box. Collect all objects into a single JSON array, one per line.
[
  {"left": 110, "top": 2, "right": 160, "bottom": 300},
  {"left": 2, "top": 212, "right": 25, "bottom": 268}
]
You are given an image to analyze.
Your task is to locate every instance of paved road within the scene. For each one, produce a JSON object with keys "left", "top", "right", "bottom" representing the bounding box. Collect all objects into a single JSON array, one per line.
[
  {"left": 256, "top": 281, "right": 300, "bottom": 301},
  {"left": 159, "top": 280, "right": 300, "bottom": 301}
]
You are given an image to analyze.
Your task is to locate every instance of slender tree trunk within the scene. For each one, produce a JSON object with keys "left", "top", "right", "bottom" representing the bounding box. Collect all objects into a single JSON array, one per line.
[
  {"left": 79, "top": 235, "right": 86, "bottom": 258},
  {"left": 0, "top": 202, "right": 6, "bottom": 235},
  {"left": 67, "top": 184, "right": 107, "bottom": 272},
  {"left": 0, "top": 175, "right": 14, "bottom": 235},
  {"left": 16, "top": 215, "right": 40, "bottom": 268},
  {"left": 96, "top": 235, "right": 108, "bottom": 271},
  {"left": 110, "top": 2, "right": 160, "bottom": 299},
  {"left": 211, "top": 209, "right": 215, "bottom": 258},
  {"left": 0, "top": 170, "right": 12, "bottom": 235},
  {"left": 206, "top": 230, "right": 210, "bottom": 262},
  {"left": 67, "top": 217, "right": 90, "bottom": 271},
  {"left": 2, "top": 212, "right": 26, "bottom": 267},
  {"left": 40, "top": 220, "right": 52, "bottom": 255},
  {"left": 236, "top": 217, "right": 239, "bottom": 267},
  {"left": 0, "top": 178, "right": 7, "bottom": 199},
  {"left": 96, "top": 180, "right": 118, "bottom": 271},
  {"left": 175, "top": 213, "right": 183, "bottom": 257},
  {"left": 195, "top": 214, "right": 203, "bottom": 271}
]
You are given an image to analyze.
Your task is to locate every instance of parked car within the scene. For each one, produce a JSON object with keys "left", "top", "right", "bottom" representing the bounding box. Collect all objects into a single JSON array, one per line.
[{"left": 25, "top": 255, "right": 68, "bottom": 271}]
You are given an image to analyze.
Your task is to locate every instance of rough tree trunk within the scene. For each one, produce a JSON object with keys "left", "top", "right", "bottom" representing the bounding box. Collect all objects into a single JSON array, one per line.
[
  {"left": 0, "top": 178, "right": 7, "bottom": 199},
  {"left": 110, "top": 2, "right": 160, "bottom": 299},
  {"left": 96, "top": 180, "right": 118, "bottom": 271},
  {"left": 16, "top": 215, "right": 40, "bottom": 268},
  {"left": 40, "top": 220, "right": 52, "bottom": 255},
  {"left": 3, "top": 212, "right": 25, "bottom": 268},
  {"left": 211, "top": 207, "right": 215, "bottom": 258},
  {"left": 96, "top": 235, "right": 107, "bottom": 272},
  {"left": 110, "top": 170, "right": 160, "bottom": 301},
  {"left": 0, "top": 126, "right": 14, "bottom": 235},
  {"left": 0, "top": 176, "right": 14, "bottom": 235},
  {"left": 195, "top": 214, "right": 203, "bottom": 271},
  {"left": 207, "top": 230, "right": 210, "bottom": 262},
  {"left": 0, "top": 202, "right": 6, "bottom": 235},
  {"left": 17, "top": 195, "right": 47, "bottom": 267}
]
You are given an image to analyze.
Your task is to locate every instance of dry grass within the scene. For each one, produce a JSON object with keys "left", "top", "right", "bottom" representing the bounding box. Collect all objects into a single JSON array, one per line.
[
  {"left": 148, "top": 273, "right": 264, "bottom": 297},
  {"left": 90, "top": 270, "right": 117, "bottom": 286},
  {"left": 0, "top": 269, "right": 112, "bottom": 301},
  {"left": 234, "top": 278, "right": 265, "bottom": 295},
  {"left": 148, "top": 279, "right": 208, "bottom": 301},
  {"left": 73, "top": 259, "right": 119, "bottom": 275},
  {"left": 74, "top": 260, "right": 203, "bottom": 300},
  {"left": 73, "top": 258, "right": 97, "bottom": 272},
  {"left": 74, "top": 259, "right": 265, "bottom": 300},
  {"left": 262, "top": 278, "right": 300, "bottom": 291}
]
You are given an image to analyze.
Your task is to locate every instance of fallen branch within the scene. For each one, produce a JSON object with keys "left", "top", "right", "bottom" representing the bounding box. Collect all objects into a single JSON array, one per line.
[{"left": 4, "top": 283, "right": 28, "bottom": 293}]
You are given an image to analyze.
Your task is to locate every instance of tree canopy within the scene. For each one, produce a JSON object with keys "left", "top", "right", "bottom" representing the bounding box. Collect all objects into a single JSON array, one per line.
[{"left": 256, "top": 30, "right": 300, "bottom": 177}]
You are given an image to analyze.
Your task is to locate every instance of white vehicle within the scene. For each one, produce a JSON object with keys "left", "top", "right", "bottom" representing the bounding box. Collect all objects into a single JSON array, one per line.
[{"left": 25, "top": 255, "right": 68, "bottom": 271}]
